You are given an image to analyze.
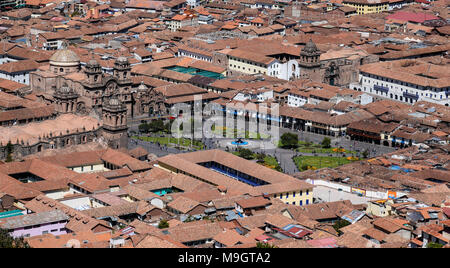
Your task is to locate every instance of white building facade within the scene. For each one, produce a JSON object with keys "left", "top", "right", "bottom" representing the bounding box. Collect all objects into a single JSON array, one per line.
[{"left": 350, "top": 71, "right": 450, "bottom": 106}]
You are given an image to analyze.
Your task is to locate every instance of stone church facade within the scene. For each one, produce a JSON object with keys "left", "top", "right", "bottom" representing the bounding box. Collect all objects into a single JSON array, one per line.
[
  {"left": 0, "top": 47, "right": 142, "bottom": 159},
  {"left": 299, "top": 39, "right": 379, "bottom": 87},
  {"left": 30, "top": 47, "right": 157, "bottom": 119}
]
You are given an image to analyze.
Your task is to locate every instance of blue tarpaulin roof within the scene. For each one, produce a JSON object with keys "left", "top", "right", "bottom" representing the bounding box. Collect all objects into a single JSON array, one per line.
[{"left": 0, "top": 210, "right": 23, "bottom": 219}]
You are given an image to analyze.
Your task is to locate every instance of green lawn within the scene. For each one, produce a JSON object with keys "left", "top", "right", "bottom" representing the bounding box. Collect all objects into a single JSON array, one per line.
[
  {"left": 293, "top": 155, "right": 357, "bottom": 171},
  {"left": 132, "top": 136, "right": 205, "bottom": 150},
  {"left": 212, "top": 126, "right": 270, "bottom": 140},
  {"left": 232, "top": 151, "right": 282, "bottom": 171},
  {"left": 293, "top": 141, "right": 357, "bottom": 155}
]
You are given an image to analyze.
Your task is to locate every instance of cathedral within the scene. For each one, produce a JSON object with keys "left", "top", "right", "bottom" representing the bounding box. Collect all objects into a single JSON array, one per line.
[
  {"left": 27, "top": 46, "right": 156, "bottom": 150},
  {"left": 30, "top": 46, "right": 154, "bottom": 119}
]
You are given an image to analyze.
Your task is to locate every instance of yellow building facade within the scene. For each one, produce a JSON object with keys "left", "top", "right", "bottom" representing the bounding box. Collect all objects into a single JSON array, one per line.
[
  {"left": 343, "top": 0, "right": 388, "bottom": 15},
  {"left": 228, "top": 56, "right": 271, "bottom": 76},
  {"left": 272, "top": 189, "right": 313, "bottom": 206}
]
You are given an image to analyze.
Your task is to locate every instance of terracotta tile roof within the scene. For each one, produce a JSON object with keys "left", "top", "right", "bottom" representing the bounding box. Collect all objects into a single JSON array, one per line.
[
  {"left": 236, "top": 196, "right": 271, "bottom": 209},
  {"left": 68, "top": 173, "right": 116, "bottom": 194},
  {"left": 100, "top": 148, "right": 152, "bottom": 172},
  {"left": 385, "top": 11, "right": 440, "bottom": 24},
  {"left": 35, "top": 150, "right": 104, "bottom": 168},
  {"left": 264, "top": 213, "right": 297, "bottom": 229},
  {"left": 167, "top": 196, "right": 205, "bottom": 214},
  {"left": 0, "top": 113, "right": 100, "bottom": 147},
  {"left": 91, "top": 192, "right": 130, "bottom": 206},
  {"left": 134, "top": 233, "right": 187, "bottom": 248},
  {"left": 82, "top": 200, "right": 151, "bottom": 218},
  {"left": 164, "top": 221, "right": 223, "bottom": 243},
  {"left": 0, "top": 158, "right": 78, "bottom": 182},
  {"left": 336, "top": 231, "right": 371, "bottom": 248},
  {"left": 26, "top": 231, "right": 112, "bottom": 248},
  {"left": 287, "top": 200, "right": 355, "bottom": 221},
  {"left": 225, "top": 48, "right": 276, "bottom": 65},
  {"left": 128, "top": 146, "right": 148, "bottom": 159},
  {"left": 0, "top": 78, "right": 27, "bottom": 92},
  {"left": 25, "top": 195, "right": 112, "bottom": 233},
  {"left": 0, "top": 180, "right": 42, "bottom": 200},
  {"left": 0, "top": 105, "right": 56, "bottom": 124},
  {"left": 372, "top": 217, "right": 410, "bottom": 233},
  {"left": 236, "top": 214, "right": 269, "bottom": 230},
  {"left": 363, "top": 227, "right": 387, "bottom": 242},
  {"left": 0, "top": 59, "right": 40, "bottom": 73},
  {"left": 213, "top": 229, "right": 255, "bottom": 247}
]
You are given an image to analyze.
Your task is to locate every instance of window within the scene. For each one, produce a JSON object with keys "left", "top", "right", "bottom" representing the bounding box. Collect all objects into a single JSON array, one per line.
[
  {"left": 306, "top": 199, "right": 309, "bottom": 205},
  {"left": 300, "top": 200, "right": 303, "bottom": 206},
  {"left": 306, "top": 190, "right": 309, "bottom": 195},
  {"left": 286, "top": 193, "right": 289, "bottom": 198}
]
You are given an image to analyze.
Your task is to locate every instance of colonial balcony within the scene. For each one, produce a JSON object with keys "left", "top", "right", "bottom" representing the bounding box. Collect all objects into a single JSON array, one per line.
[
  {"left": 403, "top": 91, "right": 419, "bottom": 100},
  {"left": 374, "top": 84, "right": 389, "bottom": 93}
]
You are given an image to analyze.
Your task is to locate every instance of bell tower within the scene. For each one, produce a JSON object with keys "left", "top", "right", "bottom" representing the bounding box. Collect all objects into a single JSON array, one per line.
[
  {"left": 102, "top": 96, "right": 128, "bottom": 149},
  {"left": 299, "top": 39, "right": 322, "bottom": 81},
  {"left": 53, "top": 83, "right": 78, "bottom": 114},
  {"left": 113, "top": 57, "right": 131, "bottom": 83},
  {"left": 85, "top": 59, "right": 102, "bottom": 85}
]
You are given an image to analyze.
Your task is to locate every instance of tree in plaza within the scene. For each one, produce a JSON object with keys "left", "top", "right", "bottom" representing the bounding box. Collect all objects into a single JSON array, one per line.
[
  {"left": 138, "top": 123, "right": 150, "bottom": 133},
  {"left": 299, "top": 164, "right": 309, "bottom": 171},
  {"left": 238, "top": 148, "right": 254, "bottom": 160},
  {"left": 362, "top": 149, "right": 369, "bottom": 159},
  {"left": 280, "top": 133, "right": 298, "bottom": 149},
  {"left": 321, "top": 137, "right": 331, "bottom": 148},
  {"left": 164, "top": 119, "right": 174, "bottom": 134},
  {"left": 256, "top": 153, "right": 266, "bottom": 163},
  {"left": 149, "top": 120, "right": 165, "bottom": 132}
]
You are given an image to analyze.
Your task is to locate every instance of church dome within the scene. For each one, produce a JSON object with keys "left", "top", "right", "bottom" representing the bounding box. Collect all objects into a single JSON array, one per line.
[
  {"left": 50, "top": 48, "right": 80, "bottom": 67},
  {"left": 137, "top": 81, "right": 148, "bottom": 92},
  {"left": 103, "top": 96, "right": 126, "bottom": 112},
  {"left": 301, "top": 39, "right": 319, "bottom": 55},
  {"left": 86, "top": 58, "right": 100, "bottom": 67},
  {"left": 115, "top": 56, "right": 129, "bottom": 65}
]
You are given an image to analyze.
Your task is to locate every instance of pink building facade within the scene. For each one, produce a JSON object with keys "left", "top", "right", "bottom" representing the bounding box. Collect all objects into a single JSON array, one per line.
[{"left": 0, "top": 210, "right": 69, "bottom": 239}]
